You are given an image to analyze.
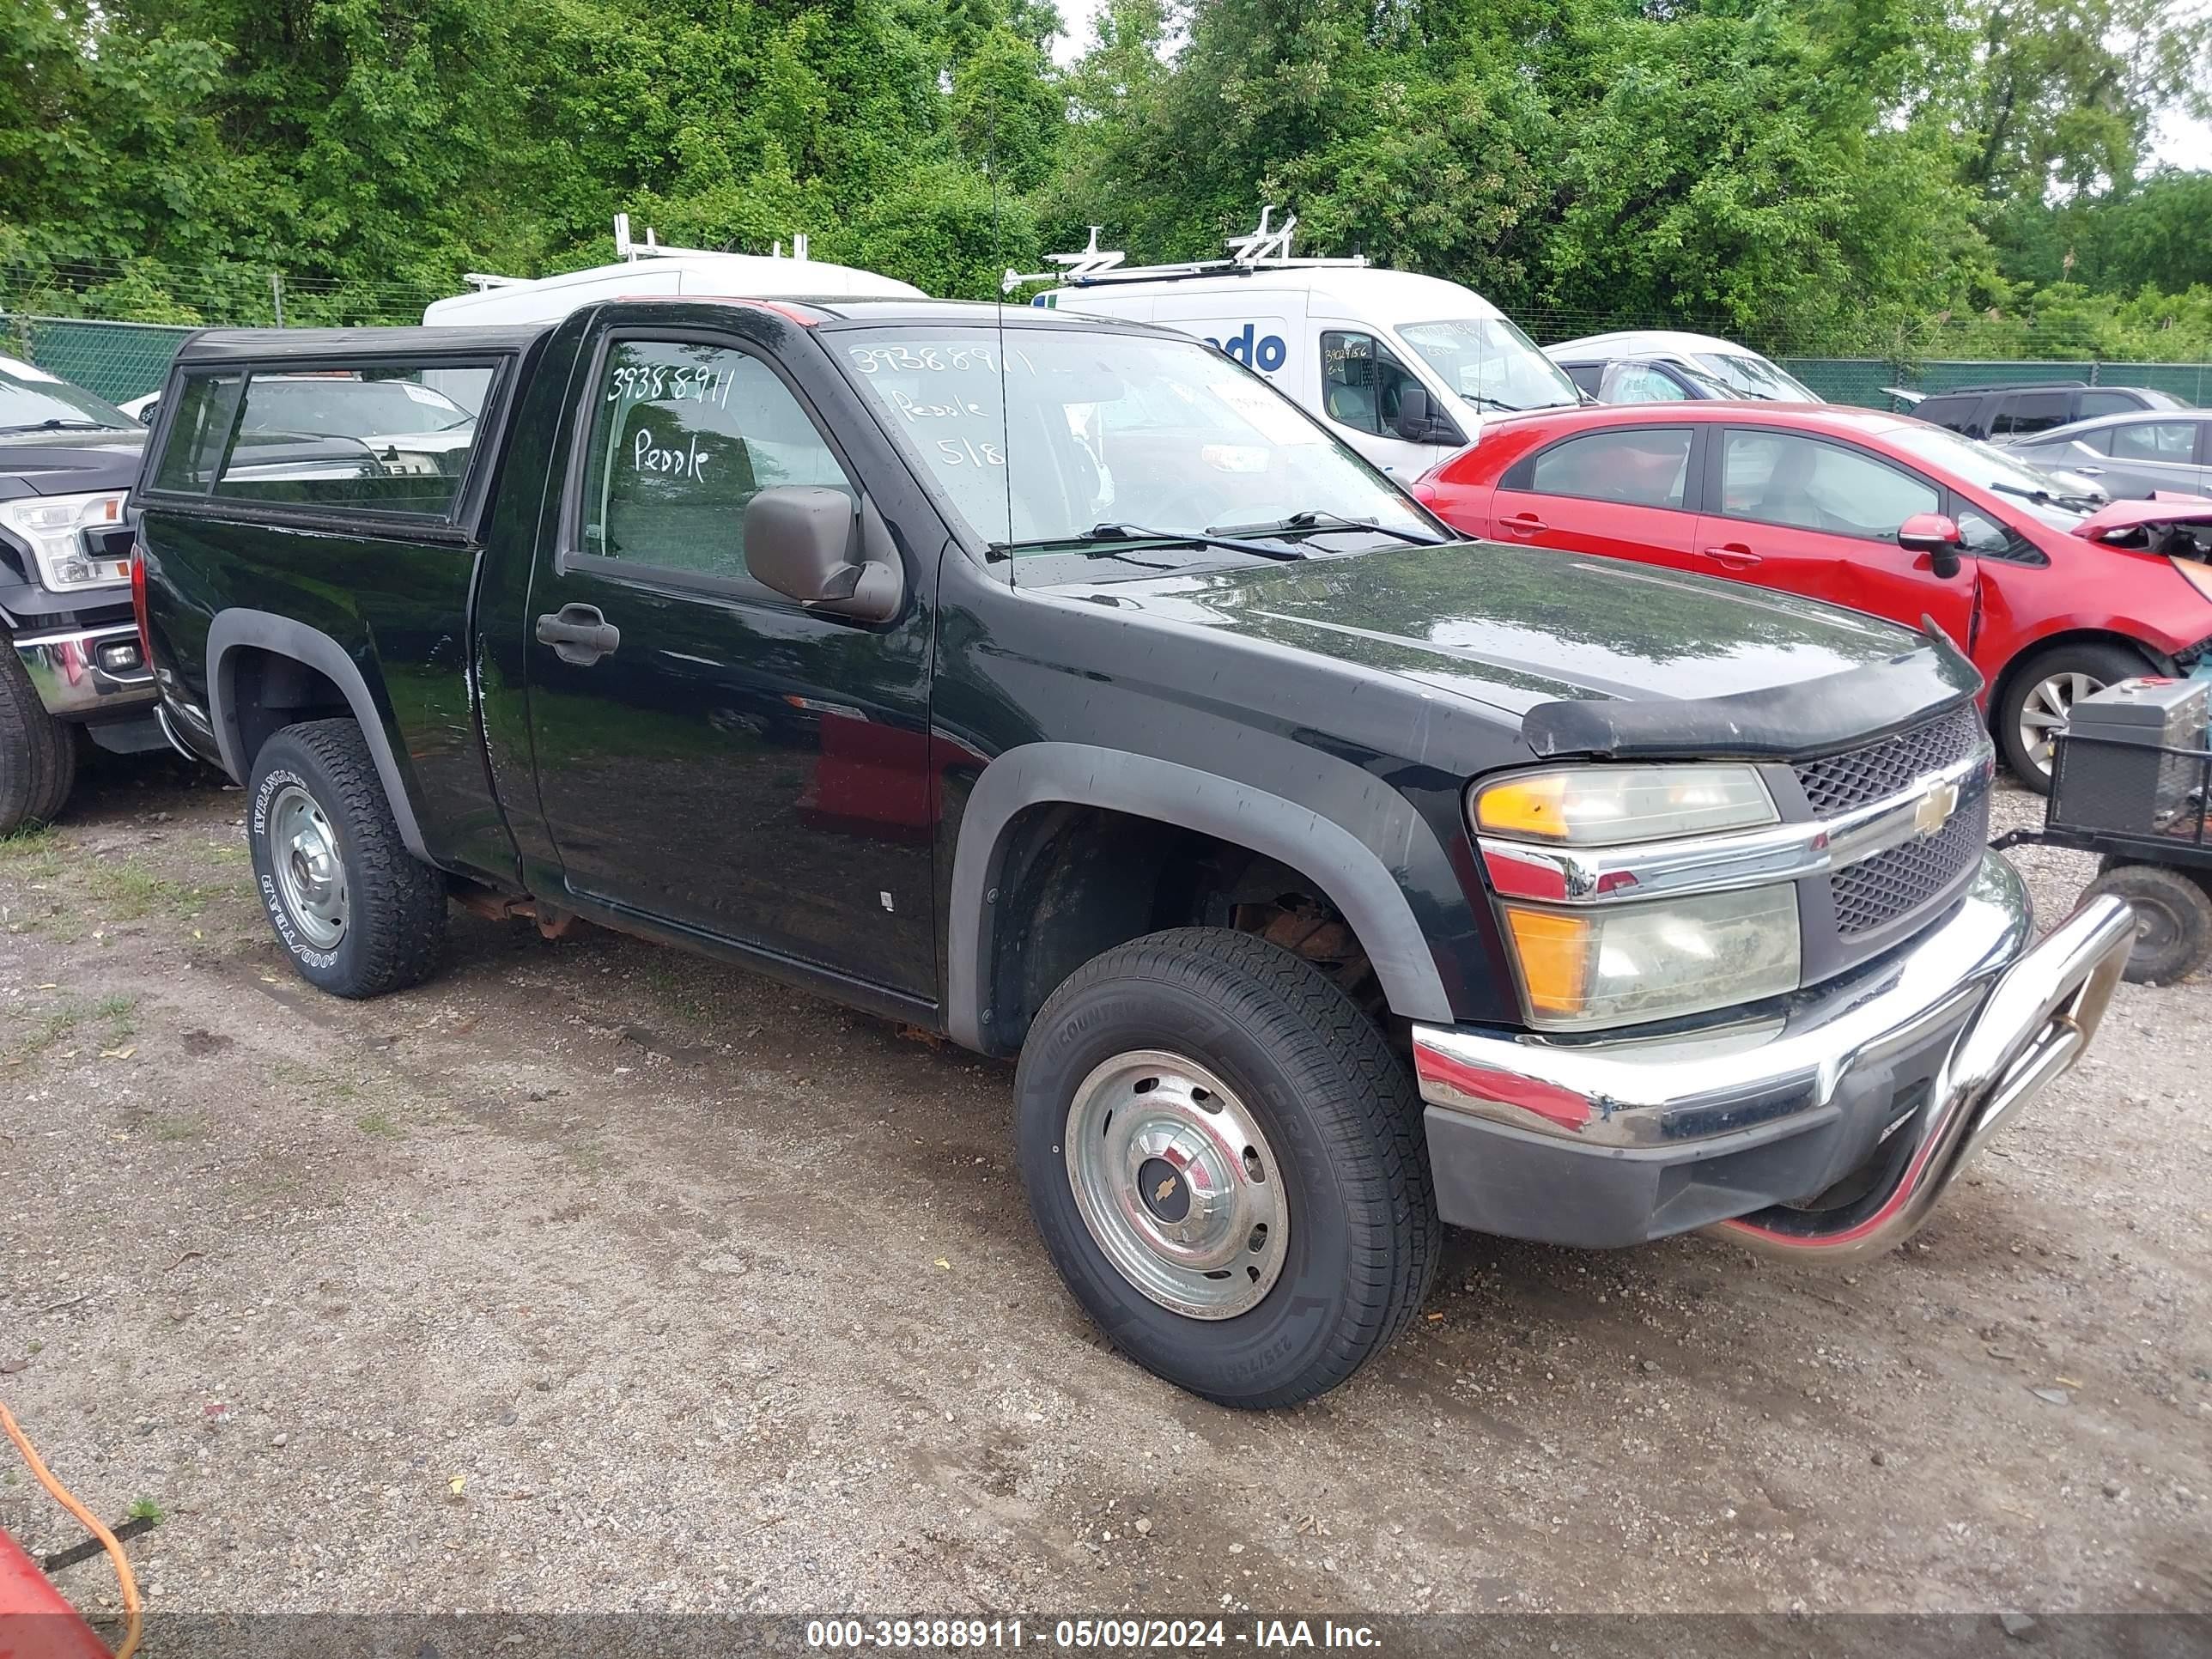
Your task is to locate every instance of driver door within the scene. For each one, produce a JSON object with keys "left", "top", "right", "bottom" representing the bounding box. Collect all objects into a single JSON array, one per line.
[
  {"left": 1694, "top": 428, "right": 1977, "bottom": 647},
  {"left": 524, "top": 329, "right": 938, "bottom": 998}
]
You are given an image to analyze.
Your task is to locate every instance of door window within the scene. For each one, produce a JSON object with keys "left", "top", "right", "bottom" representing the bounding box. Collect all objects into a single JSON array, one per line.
[
  {"left": 1319, "top": 331, "right": 1423, "bottom": 435},
  {"left": 1991, "top": 392, "right": 2070, "bottom": 436},
  {"left": 1605, "top": 363, "right": 1692, "bottom": 404},
  {"left": 2106, "top": 419, "right": 2198, "bottom": 464},
  {"left": 1522, "top": 428, "right": 1694, "bottom": 509},
  {"left": 1718, "top": 432, "right": 1938, "bottom": 540},
  {"left": 1562, "top": 363, "right": 1605, "bottom": 398},
  {"left": 578, "top": 339, "right": 852, "bottom": 580}
]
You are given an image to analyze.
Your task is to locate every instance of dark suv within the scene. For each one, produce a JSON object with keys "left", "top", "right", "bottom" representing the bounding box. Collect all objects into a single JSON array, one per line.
[{"left": 1910, "top": 381, "right": 2189, "bottom": 441}]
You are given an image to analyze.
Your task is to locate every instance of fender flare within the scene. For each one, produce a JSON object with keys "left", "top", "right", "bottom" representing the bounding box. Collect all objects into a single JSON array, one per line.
[
  {"left": 945, "top": 741, "right": 1455, "bottom": 1050},
  {"left": 204, "top": 609, "right": 431, "bottom": 862}
]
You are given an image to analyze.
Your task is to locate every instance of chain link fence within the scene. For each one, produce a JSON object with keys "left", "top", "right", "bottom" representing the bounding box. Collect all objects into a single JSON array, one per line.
[{"left": 7, "top": 264, "right": 2209, "bottom": 414}]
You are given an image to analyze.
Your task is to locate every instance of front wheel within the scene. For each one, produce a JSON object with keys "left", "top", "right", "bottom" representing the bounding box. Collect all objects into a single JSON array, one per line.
[
  {"left": 1014, "top": 927, "right": 1438, "bottom": 1407},
  {"left": 248, "top": 719, "right": 447, "bottom": 998},
  {"left": 1996, "top": 641, "right": 2152, "bottom": 793},
  {"left": 0, "top": 638, "right": 77, "bottom": 835}
]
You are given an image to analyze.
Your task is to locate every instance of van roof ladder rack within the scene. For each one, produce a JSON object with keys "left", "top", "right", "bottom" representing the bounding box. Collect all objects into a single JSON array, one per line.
[
  {"left": 613, "top": 212, "right": 812, "bottom": 264},
  {"left": 1002, "top": 207, "right": 1368, "bottom": 294}
]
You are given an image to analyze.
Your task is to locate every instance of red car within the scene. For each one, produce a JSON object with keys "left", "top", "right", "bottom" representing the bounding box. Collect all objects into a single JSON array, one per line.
[{"left": 1411, "top": 403, "right": 2212, "bottom": 787}]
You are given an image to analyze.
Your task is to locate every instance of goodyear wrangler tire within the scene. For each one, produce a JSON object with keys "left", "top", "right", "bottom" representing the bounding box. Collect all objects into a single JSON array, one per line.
[
  {"left": 1015, "top": 927, "right": 1439, "bottom": 1408},
  {"left": 247, "top": 719, "right": 446, "bottom": 998}
]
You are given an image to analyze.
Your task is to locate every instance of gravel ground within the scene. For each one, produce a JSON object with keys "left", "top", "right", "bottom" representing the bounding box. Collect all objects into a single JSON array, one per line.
[{"left": 1, "top": 757, "right": 2206, "bottom": 1626}]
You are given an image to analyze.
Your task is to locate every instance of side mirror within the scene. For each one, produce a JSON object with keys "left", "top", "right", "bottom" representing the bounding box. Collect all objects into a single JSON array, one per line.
[
  {"left": 744, "top": 486, "right": 904, "bottom": 623},
  {"left": 1391, "top": 386, "right": 1467, "bottom": 447},
  {"left": 1898, "top": 511, "right": 1963, "bottom": 579}
]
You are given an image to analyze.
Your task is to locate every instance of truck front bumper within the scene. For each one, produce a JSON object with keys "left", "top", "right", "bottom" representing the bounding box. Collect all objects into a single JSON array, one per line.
[
  {"left": 12, "top": 622, "right": 156, "bottom": 720},
  {"left": 1412, "top": 856, "right": 2133, "bottom": 1256}
]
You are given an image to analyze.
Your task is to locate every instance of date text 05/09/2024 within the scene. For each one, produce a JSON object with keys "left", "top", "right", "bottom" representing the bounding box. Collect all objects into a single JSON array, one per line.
[{"left": 805, "top": 1620, "right": 1383, "bottom": 1650}]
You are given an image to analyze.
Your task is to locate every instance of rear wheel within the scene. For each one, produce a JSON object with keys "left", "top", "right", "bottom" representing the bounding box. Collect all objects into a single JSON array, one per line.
[
  {"left": 0, "top": 639, "right": 78, "bottom": 835},
  {"left": 1996, "top": 641, "right": 2152, "bottom": 793},
  {"left": 1015, "top": 927, "right": 1438, "bottom": 1407},
  {"left": 247, "top": 720, "right": 447, "bottom": 997},
  {"left": 2084, "top": 861, "right": 2212, "bottom": 985}
]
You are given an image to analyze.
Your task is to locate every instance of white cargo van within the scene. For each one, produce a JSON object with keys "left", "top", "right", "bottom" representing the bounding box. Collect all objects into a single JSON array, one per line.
[
  {"left": 424, "top": 216, "right": 924, "bottom": 327},
  {"left": 1019, "top": 214, "right": 1583, "bottom": 475}
]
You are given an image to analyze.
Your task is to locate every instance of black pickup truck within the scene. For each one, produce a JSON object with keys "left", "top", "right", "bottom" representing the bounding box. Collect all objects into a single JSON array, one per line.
[
  {"left": 0, "top": 353, "right": 165, "bottom": 832},
  {"left": 132, "top": 301, "right": 2136, "bottom": 1407}
]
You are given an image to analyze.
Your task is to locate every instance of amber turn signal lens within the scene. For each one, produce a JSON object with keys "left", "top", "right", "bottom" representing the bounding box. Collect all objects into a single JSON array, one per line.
[
  {"left": 1474, "top": 775, "right": 1573, "bottom": 840},
  {"left": 1501, "top": 907, "right": 1593, "bottom": 1017}
]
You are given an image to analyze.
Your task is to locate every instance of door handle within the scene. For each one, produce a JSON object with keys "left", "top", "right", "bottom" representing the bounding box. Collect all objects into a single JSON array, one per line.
[
  {"left": 1701, "top": 544, "right": 1764, "bottom": 570},
  {"left": 535, "top": 603, "right": 621, "bottom": 666},
  {"left": 2072, "top": 465, "right": 2104, "bottom": 476},
  {"left": 1500, "top": 512, "right": 1547, "bottom": 536}
]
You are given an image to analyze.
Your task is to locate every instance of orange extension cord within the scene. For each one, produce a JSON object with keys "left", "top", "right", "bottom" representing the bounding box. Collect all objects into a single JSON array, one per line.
[{"left": 0, "top": 1400, "right": 142, "bottom": 1659}]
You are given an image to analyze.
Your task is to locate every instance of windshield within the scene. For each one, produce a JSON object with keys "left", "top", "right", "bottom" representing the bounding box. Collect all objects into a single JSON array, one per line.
[
  {"left": 838, "top": 326, "right": 1439, "bottom": 568},
  {"left": 1692, "top": 351, "right": 1820, "bottom": 403},
  {"left": 0, "top": 356, "right": 137, "bottom": 432},
  {"left": 1397, "top": 315, "right": 1580, "bottom": 414},
  {"left": 241, "top": 377, "right": 473, "bottom": 438},
  {"left": 1884, "top": 420, "right": 2095, "bottom": 528}
]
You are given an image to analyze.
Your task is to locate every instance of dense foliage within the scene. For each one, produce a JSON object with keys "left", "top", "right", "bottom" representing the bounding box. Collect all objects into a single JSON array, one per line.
[{"left": 3, "top": 0, "right": 2209, "bottom": 357}]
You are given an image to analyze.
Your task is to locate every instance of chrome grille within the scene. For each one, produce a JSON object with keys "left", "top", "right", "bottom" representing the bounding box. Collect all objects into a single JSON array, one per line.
[
  {"left": 1829, "top": 791, "right": 1990, "bottom": 936},
  {"left": 1794, "top": 704, "right": 1985, "bottom": 817}
]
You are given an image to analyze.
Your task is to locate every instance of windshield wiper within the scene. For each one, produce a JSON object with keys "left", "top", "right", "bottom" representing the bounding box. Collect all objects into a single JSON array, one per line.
[
  {"left": 1208, "top": 509, "right": 1446, "bottom": 547},
  {"left": 0, "top": 419, "right": 115, "bottom": 434},
  {"left": 1990, "top": 478, "right": 2103, "bottom": 511},
  {"left": 994, "top": 523, "right": 1307, "bottom": 562}
]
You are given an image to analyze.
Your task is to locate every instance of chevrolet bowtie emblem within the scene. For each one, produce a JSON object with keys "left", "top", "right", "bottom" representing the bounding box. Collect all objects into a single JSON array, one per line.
[
  {"left": 1154, "top": 1176, "right": 1178, "bottom": 1203},
  {"left": 1913, "top": 780, "right": 1960, "bottom": 838}
]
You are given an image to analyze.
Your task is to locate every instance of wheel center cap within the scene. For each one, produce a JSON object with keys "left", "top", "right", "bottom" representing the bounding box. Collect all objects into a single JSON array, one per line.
[{"left": 1136, "top": 1156, "right": 1191, "bottom": 1224}]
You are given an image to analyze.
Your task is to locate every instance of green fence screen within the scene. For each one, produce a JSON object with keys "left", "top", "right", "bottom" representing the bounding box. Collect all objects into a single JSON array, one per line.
[
  {"left": 2, "top": 314, "right": 198, "bottom": 404},
  {"left": 1784, "top": 356, "right": 2212, "bottom": 410},
  {"left": 6, "top": 308, "right": 2208, "bottom": 418}
]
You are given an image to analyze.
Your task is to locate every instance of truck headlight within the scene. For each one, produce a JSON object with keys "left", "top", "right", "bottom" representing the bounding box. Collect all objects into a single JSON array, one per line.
[
  {"left": 1474, "top": 764, "right": 1777, "bottom": 844},
  {"left": 1498, "top": 884, "right": 1801, "bottom": 1030},
  {"left": 0, "top": 490, "right": 131, "bottom": 592},
  {"left": 1474, "top": 764, "right": 1796, "bottom": 1030}
]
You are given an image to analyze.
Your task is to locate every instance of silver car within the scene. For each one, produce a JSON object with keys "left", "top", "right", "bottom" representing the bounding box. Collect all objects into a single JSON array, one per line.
[{"left": 2001, "top": 410, "right": 2212, "bottom": 501}]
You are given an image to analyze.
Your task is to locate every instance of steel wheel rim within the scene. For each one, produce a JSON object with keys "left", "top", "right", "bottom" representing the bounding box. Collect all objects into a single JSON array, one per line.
[
  {"left": 269, "top": 782, "right": 348, "bottom": 950},
  {"left": 2133, "top": 898, "right": 2179, "bottom": 956},
  {"left": 2016, "top": 671, "right": 2103, "bottom": 775},
  {"left": 1063, "top": 1049, "right": 1287, "bottom": 1320}
]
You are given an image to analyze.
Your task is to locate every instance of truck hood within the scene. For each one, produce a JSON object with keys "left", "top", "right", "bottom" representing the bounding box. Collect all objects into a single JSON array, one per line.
[
  {"left": 0, "top": 426, "right": 148, "bottom": 497},
  {"left": 1040, "top": 539, "right": 1980, "bottom": 757}
]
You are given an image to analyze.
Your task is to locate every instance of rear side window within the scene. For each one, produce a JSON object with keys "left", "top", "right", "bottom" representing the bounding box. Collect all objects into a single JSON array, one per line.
[
  {"left": 577, "top": 338, "right": 852, "bottom": 581},
  {"left": 1991, "top": 392, "right": 2069, "bottom": 436},
  {"left": 2077, "top": 390, "right": 2140, "bottom": 419},
  {"left": 1913, "top": 396, "right": 1978, "bottom": 432},
  {"left": 151, "top": 374, "right": 244, "bottom": 493},
  {"left": 152, "top": 362, "right": 496, "bottom": 520},
  {"left": 1516, "top": 427, "right": 1694, "bottom": 509},
  {"left": 2106, "top": 420, "right": 2199, "bottom": 464}
]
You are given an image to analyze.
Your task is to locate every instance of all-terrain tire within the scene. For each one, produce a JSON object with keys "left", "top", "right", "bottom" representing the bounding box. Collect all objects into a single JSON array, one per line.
[
  {"left": 247, "top": 719, "right": 447, "bottom": 998},
  {"left": 1015, "top": 927, "right": 1440, "bottom": 1408},
  {"left": 0, "top": 635, "right": 78, "bottom": 835}
]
